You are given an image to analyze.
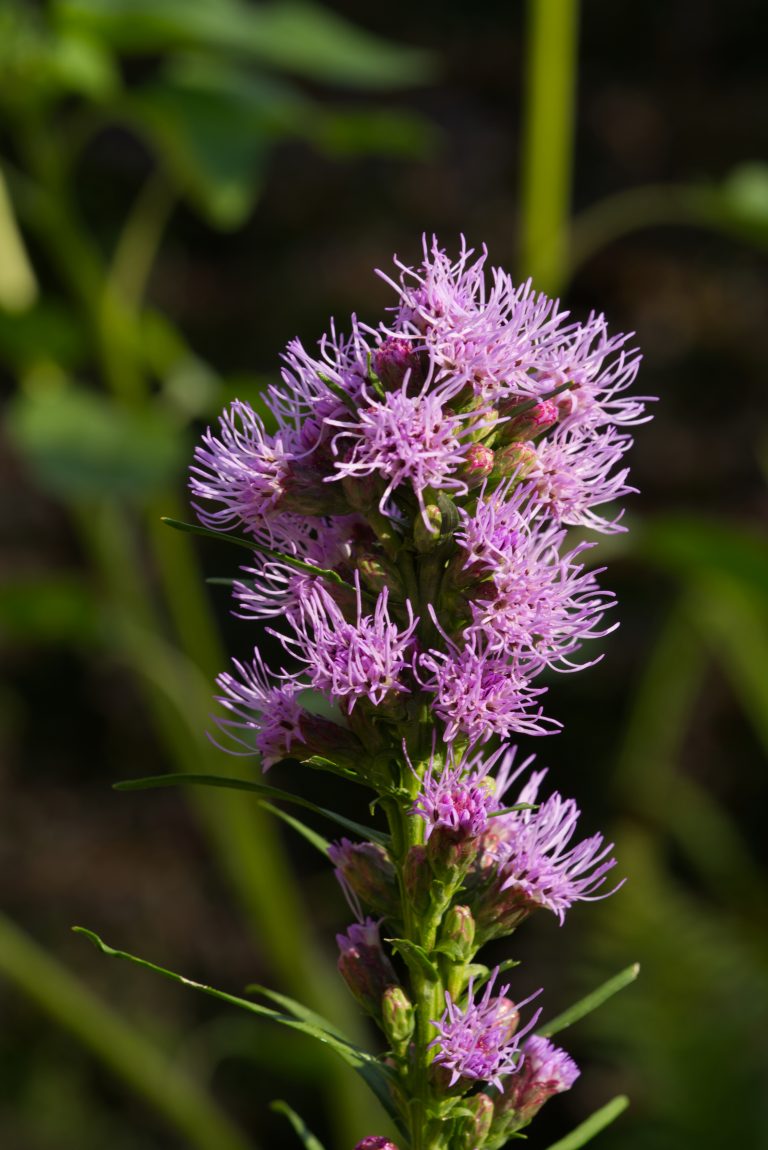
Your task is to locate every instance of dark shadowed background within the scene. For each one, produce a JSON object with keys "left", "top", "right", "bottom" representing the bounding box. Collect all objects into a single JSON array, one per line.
[{"left": 1, "top": 2, "right": 767, "bottom": 1149}]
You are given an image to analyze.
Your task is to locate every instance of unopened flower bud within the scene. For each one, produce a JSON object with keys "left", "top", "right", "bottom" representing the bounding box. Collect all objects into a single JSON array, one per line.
[
  {"left": 491, "top": 442, "right": 537, "bottom": 481},
  {"left": 328, "top": 838, "right": 399, "bottom": 919},
  {"left": 403, "top": 845, "right": 432, "bottom": 915},
  {"left": 337, "top": 918, "right": 398, "bottom": 1018},
  {"left": 381, "top": 985, "right": 415, "bottom": 1050},
  {"left": 372, "top": 337, "right": 423, "bottom": 391},
  {"left": 439, "top": 904, "right": 476, "bottom": 963},
  {"left": 459, "top": 443, "right": 494, "bottom": 488},
  {"left": 468, "top": 873, "right": 534, "bottom": 945},
  {"left": 498, "top": 398, "right": 559, "bottom": 442},
  {"left": 426, "top": 825, "right": 481, "bottom": 879},
  {"left": 289, "top": 714, "right": 365, "bottom": 775},
  {"left": 456, "top": 1092, "right": 494, "bottom": 1150},
  {"left": 355, "top": 1139, "right": 401, "bottom": 1150},
  {"left": 413, "top": 505, "right": 442, "bottom": 552},
  {"left": 494, "top": 1036, "right": 580, "bottom": 1132}
]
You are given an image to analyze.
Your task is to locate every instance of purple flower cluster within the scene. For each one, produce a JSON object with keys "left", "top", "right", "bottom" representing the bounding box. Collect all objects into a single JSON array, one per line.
[
  {"left": 191, "top": 238, "right": 645, "bottom": 1129},
  {"left": 193, "top": 238, "right": 646, "bottom": 761}
]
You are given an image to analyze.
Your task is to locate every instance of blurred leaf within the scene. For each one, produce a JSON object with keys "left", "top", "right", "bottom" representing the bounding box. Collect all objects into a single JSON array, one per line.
[
  {"left": 73, "top": 928, "right": 405, "bottom": 1134},
  {"left": 115, "top": 771, "right": 389, "bottom": 846},
  {"left": 635, "top": 515, "right": 768, "bottom": 598},
  {"left": 128, "top": 61, "right": 285, "bottom": 227},
  {"left": 48, "top": 29, "right": 119, "bottom": 98},
  {"left": 584, "top": 831, "right": 768, "bottom": 1150},
  {"left": 537, "top": 963, "right": 640, "bottom": 1039},
  {"left": 0, "top": 5, "right": 117, "bottom": 103},
  {"left": 542, "top": 1096, "right": 630, "bottom": 1150},
  {"left": 56, "top": 0, "right": 433, "bottom": 88},
  {"left": 690, "top": 575, "right": 768, "bottom": 756},
  {"left": 313, "top": 106, "right": 437, "bottom": 158},
  {"left": 0, "top": 300, "right": 86, "bottom": 369},
  {"left": 0, "top": 165, "right": 38, "bottom": 311},
  {"left": 6, "top": 382, "right": 188, "bottom": 500},
  {"left": 721, "top": 162, "right": 768, "bottom": 236},
  {"left": 270, "top": 1101, "right": 327, "bottom": 1150},
  {"left": 0, "top": 577, "right": 100, "bottom": 645}
]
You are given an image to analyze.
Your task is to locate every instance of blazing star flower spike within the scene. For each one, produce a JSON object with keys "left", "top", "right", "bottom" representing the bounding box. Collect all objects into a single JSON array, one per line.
[{"left": 179, "top": 237, "right": 647, "bottom": 1150}]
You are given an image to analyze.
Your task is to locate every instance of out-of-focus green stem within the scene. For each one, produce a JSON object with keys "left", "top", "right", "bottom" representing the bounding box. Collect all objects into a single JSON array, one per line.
[
  {"left": 0, "top": 913, "right": 254, "bottom": 1150},
  {"left": 519, "top": 0, "right": 580, "bottom": 294},
  {"left": 568, "top": 183, "right": 768, "bottom": 280},
  {"left": 11, "top": 115, "right": 374, "bottom": 1144}
]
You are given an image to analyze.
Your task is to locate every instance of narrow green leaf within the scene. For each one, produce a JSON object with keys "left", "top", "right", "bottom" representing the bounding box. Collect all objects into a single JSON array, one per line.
[
  {"left": 73, "top": 928, "right": 404, "bottom": 1133},
  {"left": 161, "top": 517, "right": 349, "bottom": 586},
  {"left": 386, "top": 938, "right": 439, "bottom": 982},
  {"left": 259, "top": 801, "right": 329, "bottom": 855},
  {"left": 270, "top": 1101, "right": 327, "bottom": 1150},
  {"left": 249, "top": 985, "right": 348, "bottom": 1042},
  {"left": 542, "top": 1095, "right": 630, "bottom": 1150},
  {"left": 537, "top": 964, "right": 640, "bottom": 1038},
  {"left": 114, "top": 772, "right": 389, "bottom": 847}
]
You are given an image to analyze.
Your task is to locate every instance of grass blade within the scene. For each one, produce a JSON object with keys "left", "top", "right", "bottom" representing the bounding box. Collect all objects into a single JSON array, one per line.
[
  {"left": 270, "top": 1101, "right": 327, "bottom": 1150},
  {"left": 115, "top": 772, "right": 389, "bottom": 847},
  {"left": 537, "top": 963, "right": 640, "bottom": 1038},
  {"left": 543, "top": 1095, "right": 629, "bottom": 1150}
]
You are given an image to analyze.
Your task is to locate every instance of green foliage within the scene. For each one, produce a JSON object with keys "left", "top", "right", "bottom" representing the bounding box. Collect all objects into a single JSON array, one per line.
[
  {"left": 543, "top": 1097, "right": 630, "bottom": 1150},
  {"left": 115, "top": 772, "right": 391, "bottom": 846},
  {"left": 7, "top": 381, "right": 189, "bottom": 501},
  {"left": 55, "top": 0, "right": 433, "bottom": 87},
  {"left": 73, "top": 927, "right": 407, "bottom": 1136},
  {"left": 271, "top": 1101, "right": 328, "bottom": 1150},
  {"left": 537, "top": 965, "right": 640, "bottom": 1040}
]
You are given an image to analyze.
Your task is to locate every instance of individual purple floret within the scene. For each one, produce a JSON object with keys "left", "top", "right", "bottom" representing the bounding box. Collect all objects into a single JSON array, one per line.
[
  {"left": 480, "top": 764, "right": 620, "bottom": 923},
  {"left": 212, "top": 649, "right": 306, "bottom": 768},
  {"left": 498, "top": 1034, "right": 580, "bottom": 1125},
  {"left": 325, "top": 378, "right": 495, "bottom": 528},
  {"left": 190, "top": 400, "right": 298, "bottom": 534},
  {"left": 530, "top": 427, "right": 635, "bottom": 533},
  {"left": 231, "top": 515, "right": 357, "bottom": 620},
  {"left": 429, "top": 969, "right": 542, "bottom": 1091},
  {"left": 354, "top": 1139, "right": 400, "bottom": 1150},
  {"left": 456, "top": 480, "right": 616, "bottom": 668},
  {"left": 418, "top": 626, "right": 559, "bottom": 743},
  {"left": 277, "top": 578, "right": 418, "bottom": 710}
]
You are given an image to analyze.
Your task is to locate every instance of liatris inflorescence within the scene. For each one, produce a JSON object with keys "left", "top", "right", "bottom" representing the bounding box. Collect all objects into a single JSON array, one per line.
[{"left": 190, "top": 238, "right": 649, "bottom": 1149}]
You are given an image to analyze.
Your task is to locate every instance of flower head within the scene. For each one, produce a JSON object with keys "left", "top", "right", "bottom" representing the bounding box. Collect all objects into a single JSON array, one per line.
[
  {"left": 498, "top": 1035, "right": 580, "bottom": 1126},
  {"left": 277, "top": 579, "right": 417, "bottom": 710},
  {"left": 212, "top": 649, "right": 306, "bottom": 769},
  {"left": 479, "top": 765, "right": 620, "bottom": 924},
  {"left": 430, "top": 968, "right": 542, "bottom": 1091},
  {"left": 190, "top": 401, "right": 298, "bottom": 534}
]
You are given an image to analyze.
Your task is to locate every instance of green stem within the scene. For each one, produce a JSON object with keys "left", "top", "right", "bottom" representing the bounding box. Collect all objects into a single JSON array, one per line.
[
  {"left": 567, "top": 182, "right": 768, "bottom": 281},
  {"left": 519, "top": 0, "right": 580, "bottom": 294},
  {"left": 0, "top": 912, "right": 254, "bottom": 1150}
]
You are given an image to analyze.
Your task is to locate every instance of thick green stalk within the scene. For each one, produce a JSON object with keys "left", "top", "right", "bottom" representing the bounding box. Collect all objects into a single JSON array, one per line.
[
  {"left": 0, "top": 912, "right": 254, "bottom": 1150},
  {"left": 519, "top": 0, "right": 580, "bottom": 294}
]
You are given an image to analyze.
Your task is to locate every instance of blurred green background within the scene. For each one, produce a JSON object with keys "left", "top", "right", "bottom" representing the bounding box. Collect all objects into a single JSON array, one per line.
[{"left": 1, "top": 1, "right": 767, "bottom": 1148}]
